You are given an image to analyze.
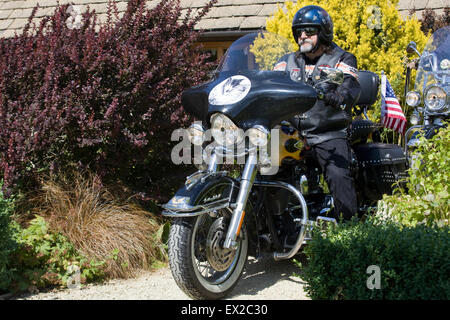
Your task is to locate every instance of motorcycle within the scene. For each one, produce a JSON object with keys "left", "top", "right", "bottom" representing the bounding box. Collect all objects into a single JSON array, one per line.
[
  {"left": 404, "top": 26, "right": 450, "bottom": 163},
  {"left": 162, "top": 32, "right": 408, "bottom": 300}
]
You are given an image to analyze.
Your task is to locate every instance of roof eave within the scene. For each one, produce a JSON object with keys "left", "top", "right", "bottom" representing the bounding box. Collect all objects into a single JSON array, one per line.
[{"left": 197, "top": 29, "right": 264, "bottom": 42}]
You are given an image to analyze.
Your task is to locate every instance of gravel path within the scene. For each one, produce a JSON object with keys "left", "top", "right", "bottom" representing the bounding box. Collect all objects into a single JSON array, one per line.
[{"left": 12, "top": 255, "right": 310, "bottom": 300}]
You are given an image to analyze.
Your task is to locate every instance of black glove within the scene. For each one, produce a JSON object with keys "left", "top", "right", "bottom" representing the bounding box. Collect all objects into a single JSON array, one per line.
[{"left": 324, "top": 91, "right": 345, "bottom": 110}]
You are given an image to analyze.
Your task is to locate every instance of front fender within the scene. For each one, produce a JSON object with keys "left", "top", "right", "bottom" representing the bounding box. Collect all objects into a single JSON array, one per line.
[{"left": 161, "top": 174, "right": 239, "bottom": 217}]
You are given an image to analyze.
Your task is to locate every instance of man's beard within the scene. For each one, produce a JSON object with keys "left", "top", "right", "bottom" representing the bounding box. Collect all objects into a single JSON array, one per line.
[{"left": 299, "top": 39, "right": 315, "bottom": 53}]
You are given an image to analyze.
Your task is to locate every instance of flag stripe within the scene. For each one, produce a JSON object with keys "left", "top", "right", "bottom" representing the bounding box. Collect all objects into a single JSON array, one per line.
[
  {"left": 384, "top": 110, "right": 407, "bottom": 118},
  {"left": 383, "top": 114, "right": 406, "bottom": 122},
  {"left": 385, "top": 98, "right": 401, "bottom": 106},
  {"left": 385, "top": 106, "right": 405, "bottom": 112}
]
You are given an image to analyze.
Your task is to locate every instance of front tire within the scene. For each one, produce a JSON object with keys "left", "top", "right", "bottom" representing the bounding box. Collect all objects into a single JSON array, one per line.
[{"left": 168, "top": 212, "right": 248, "bottom": 300}]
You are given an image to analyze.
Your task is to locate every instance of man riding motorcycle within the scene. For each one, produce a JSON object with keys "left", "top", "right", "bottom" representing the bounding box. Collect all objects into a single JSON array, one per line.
[{"left": 274, "top": 5, "right": 361, "bottom": 220}]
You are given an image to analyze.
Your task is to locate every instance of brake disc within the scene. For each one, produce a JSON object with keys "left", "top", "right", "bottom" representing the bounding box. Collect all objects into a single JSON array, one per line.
[{"left": 206, "top": 217, "right": 236, "bottom": 272}]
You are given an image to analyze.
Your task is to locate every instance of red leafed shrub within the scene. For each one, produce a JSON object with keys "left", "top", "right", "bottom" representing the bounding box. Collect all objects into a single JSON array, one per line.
[
  {"left": 410, "top": 7, "right": 450, "bottom": 34},
  {"left": 0, "top": 0, "right": 215, "bottom": 198}
]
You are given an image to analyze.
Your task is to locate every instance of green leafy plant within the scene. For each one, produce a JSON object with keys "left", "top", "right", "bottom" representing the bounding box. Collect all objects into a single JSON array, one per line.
[
  {"left": 150, "top": 221, "right": 170, "bottom": 268},
  {"left": 9, "top": 216, "right": 105, "bottom": 292},
  {"left": 380, "top": 124, "right": 450, "bottom": 227},
  {"left": 301, "top": 217, "right": 450, "bottom": 300}
]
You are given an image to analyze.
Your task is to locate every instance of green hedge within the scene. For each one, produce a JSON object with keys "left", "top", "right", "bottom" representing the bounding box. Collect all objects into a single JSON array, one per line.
[{"left": 300, "top": 218, "right": 450, "bottom": 299}]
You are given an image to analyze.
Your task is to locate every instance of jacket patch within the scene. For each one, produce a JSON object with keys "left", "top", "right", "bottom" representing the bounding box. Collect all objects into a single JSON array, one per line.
[
  {"left": 305, "top": 65, "right": 315, "bottom": 77},
  {"left": 336, "top": 61, "right": 358, "bottom": 79},
  {"left": 273, "top": 61, "right": 287, "bottom": 71},
  {"left": 290, "top": 68, "right": 301, "bottom": 80}
]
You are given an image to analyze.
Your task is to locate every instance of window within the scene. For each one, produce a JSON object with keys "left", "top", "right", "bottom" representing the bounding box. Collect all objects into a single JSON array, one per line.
[{"left": 198, "top": 41, "right": 233, "bottom": 62}]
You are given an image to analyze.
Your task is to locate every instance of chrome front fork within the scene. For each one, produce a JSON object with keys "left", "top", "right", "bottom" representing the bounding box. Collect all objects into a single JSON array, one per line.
[{"left": 223, "top": 151, "right": 258, "bottom": 249}]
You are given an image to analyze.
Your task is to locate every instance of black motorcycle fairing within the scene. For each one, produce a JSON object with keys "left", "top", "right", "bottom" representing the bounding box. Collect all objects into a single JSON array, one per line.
[
  {"left": 181, "top": 81, "right": 215, "bottom": 123},
  {"left": 181, "top": 70, "right": 317, "bottom": 130}
]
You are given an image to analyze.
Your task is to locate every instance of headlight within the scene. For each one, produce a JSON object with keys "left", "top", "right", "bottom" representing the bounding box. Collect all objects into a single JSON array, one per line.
[
  {"left": 210, "top": 113, "right": 244, "bottom": 146},
  {"left": 187, "top": 123, "right": 205, "bottom": 146},
  {"left": 424, "top": 85, "right": 447, "bottom": 112},
  {"left": 248, "top": 126, "right": 269, "bottom": 146},
  {"left": 440, "top": 59, "right": 450, "bottom": 70},
  {"left": 410, "top": 112, "right": 421, "bottom": 125},
  {"left": 406, "top": 91, "right": 421, "bottom": 107}
]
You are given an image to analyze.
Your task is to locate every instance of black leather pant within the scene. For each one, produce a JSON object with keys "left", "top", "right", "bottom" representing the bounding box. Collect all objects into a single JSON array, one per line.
[{"left": 310, "top": 138, "right": 357, "bottom": 220}]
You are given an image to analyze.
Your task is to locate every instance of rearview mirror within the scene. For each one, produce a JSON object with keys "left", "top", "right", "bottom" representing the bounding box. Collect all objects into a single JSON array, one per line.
[{"left": 406, "top": 41, "right": 421, "bottom": 57}]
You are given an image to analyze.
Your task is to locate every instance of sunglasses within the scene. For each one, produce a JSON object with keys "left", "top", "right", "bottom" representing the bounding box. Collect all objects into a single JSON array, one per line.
[{"left": 296, "top": 27, "right": 319, "bottom": 37}]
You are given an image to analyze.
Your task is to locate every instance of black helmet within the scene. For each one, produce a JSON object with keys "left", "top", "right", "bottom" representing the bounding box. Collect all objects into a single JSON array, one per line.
[{"left": 292, "top": 5, "right": 333, "bottom": 45}]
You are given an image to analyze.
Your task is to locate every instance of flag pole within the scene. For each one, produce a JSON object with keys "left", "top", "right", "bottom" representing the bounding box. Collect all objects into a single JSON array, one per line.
[{"left": 380, "top": 70, "right": 384, "bottom": 128}]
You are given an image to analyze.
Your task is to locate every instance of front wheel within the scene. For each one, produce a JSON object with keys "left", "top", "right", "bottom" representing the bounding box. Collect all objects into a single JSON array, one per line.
[{"left": 168, "top": 211, "right": 248, "bottom": 300}]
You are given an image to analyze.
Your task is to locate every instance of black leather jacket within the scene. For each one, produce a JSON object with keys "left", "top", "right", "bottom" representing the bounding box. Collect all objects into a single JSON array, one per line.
[{"left": 276, "top": 43, "right": 361, "bottom": 145}]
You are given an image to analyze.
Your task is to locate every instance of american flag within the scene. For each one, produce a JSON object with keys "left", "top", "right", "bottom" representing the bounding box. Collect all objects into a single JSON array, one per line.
[{"left": 381, "top": 74, "right": 407, "bottom": 134}]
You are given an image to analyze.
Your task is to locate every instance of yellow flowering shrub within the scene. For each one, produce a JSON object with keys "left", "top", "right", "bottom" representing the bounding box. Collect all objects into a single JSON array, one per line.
[{"left": 266, "top": 0, "right": 429, "bottom": 121}]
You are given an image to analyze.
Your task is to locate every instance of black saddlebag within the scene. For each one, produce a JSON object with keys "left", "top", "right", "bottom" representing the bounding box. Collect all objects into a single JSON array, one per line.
[{"left": 353, "top": 143, "right": 408, "bottom": 201}]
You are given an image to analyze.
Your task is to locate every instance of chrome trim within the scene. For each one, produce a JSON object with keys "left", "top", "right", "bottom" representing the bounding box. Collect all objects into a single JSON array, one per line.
[
  {"left": 185, "top": 170, "right": 207, "bottom": 191},
  {"left": 208, "top": 152, "right": 219, "bottom": 172},
  {"left": 162, "top": 202, "right": 231, "bottom": 218},
  {"left": 185, "top": 170, "right": 228, "bottom": 191},
  {"left": 161, "top": 197, "right": 231, "bottom": 215},
  {"left": 252, "top": 180, "right": 309, "bottom": 261},
  {"left": 404, "top": 124, "right": 424, "bottom": 155}
]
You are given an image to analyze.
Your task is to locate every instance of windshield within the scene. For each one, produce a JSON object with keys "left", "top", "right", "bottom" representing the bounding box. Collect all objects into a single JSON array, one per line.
[
  {"left": 414, "top": 26, "right": 450, "bottom": 93},
  {"left": 216, "top": 32, "right": 297, "bottom": 73}
]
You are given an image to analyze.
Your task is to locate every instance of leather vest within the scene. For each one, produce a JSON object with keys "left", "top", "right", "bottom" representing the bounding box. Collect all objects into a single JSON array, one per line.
[{"left": 282, "top": 44, "right": 352, "bottom": 145}]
